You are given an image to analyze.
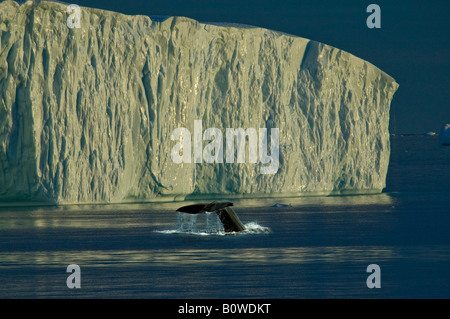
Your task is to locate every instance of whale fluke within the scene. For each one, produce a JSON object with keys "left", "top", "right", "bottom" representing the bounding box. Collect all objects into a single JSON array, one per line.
[
  {"left": 176, "top": 201, "right": 246, "bottom": 232},
  {"left": 215, "top": 207, "right": 246, "bottom": 233},
  {"left": 176, "top": 201, "right": 233, "bottom": 214}
]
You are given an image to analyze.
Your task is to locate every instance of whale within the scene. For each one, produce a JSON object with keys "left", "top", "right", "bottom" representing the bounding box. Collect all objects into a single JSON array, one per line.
[{"left": 176, "top": 201, "right": 246, "bottom": 232}]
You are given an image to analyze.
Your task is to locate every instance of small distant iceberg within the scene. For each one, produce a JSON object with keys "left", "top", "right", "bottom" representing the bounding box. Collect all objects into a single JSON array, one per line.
[
  {"left": 271, "top": 203, "right": 292, "bottom": 208},
  {"left": 440, "top": 124, "right": 450, "bottom": 146}
]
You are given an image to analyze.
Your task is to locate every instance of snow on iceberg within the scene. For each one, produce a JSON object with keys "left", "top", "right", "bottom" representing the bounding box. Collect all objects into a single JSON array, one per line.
[
  {"left": 440, "top": 124, "right": 450, "bottom": 146},
  {"left": 0, "top": 1, "right": 399, "bottom": 204}
]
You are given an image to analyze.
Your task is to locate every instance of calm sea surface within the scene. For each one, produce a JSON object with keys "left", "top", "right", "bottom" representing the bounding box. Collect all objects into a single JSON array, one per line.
[{"left": 1, "top": 135, "right": 449, "bottom": 298}]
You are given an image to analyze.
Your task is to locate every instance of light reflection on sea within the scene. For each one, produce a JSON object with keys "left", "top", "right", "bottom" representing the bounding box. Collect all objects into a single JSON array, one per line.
[{"left": 1, "top": 190, "right": 449, "bottom": 298}]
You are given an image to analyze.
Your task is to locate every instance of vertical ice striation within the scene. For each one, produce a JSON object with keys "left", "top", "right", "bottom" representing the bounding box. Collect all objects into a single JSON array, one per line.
[{"left": 0, "top": 1, "right": 399, "bottom": 204}]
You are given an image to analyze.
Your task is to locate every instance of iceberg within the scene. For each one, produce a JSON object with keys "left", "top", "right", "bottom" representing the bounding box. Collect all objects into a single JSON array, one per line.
[
  {"left": 440, "top": 124, "right": 450, "bottom": 146},
  {"left": 0, "top": 1, "right": 399, "bottom": 204}
]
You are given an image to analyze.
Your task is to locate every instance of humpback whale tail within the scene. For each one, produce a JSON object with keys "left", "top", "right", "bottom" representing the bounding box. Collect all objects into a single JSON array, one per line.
[{"left": 176, "top": 201, "right": 246, "bottom": 233}]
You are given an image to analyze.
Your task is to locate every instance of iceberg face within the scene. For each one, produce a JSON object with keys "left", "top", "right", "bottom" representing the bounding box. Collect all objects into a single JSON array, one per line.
[
  {"left": 0, "top": 1, "right": 399, "bottom": 204},
  {"left": 440, "top": 124, "right": 450, "bottom": 146}
]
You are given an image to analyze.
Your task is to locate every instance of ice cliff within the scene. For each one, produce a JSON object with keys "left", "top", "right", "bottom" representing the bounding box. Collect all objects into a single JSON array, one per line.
[{"left": 0, "top": 0, "right": 399, "bottom": 204}]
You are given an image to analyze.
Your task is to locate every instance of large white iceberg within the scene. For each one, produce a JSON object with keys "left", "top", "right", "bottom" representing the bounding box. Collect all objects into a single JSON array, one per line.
[
  {"left": 440, "top": 124, "right": 450, "bottom": 146},
  {"left": 0, "top": 1, "right": 399, "bottom": 204}
]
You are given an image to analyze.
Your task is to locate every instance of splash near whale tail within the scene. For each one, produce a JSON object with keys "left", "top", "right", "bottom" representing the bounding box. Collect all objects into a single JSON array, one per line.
[{"left": 176, "top": 201, "right": 246, "bottom": 232}]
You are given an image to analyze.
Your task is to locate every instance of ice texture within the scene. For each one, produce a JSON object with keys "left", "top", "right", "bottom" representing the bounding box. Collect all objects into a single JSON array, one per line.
[
  {"left": 440, "top": 124, "right": 450, "bottom": 145},
  {"left": 0, "top": 1, "right": 399, "bottom": 204}
]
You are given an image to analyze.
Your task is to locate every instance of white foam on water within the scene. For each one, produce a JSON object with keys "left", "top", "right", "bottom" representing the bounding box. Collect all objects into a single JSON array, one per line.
[
  {"left": 242, "top": 222, "right": 271, "bottom": 234},
  {"left": 155, "top": 212, "right": 271, "bottom": 236}
]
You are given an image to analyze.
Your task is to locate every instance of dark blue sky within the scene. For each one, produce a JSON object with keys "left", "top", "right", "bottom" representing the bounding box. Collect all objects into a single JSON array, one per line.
[{"left": 67, "top": 0, "right": 449, "bottom": 133}]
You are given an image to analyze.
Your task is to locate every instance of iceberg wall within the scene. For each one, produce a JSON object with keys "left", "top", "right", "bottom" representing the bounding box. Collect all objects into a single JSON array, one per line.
[{"left": 0, "top": 0, "right": 399, "bottom": 204}]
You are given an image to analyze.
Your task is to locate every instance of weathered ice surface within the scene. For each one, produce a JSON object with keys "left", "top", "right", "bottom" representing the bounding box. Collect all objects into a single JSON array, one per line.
[{"left": 0, "top": 0, "right": 399, "bottom": 204}]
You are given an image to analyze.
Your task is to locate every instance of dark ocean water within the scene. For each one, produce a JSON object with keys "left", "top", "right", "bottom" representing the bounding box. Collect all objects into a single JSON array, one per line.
[{"left": 0, "top": 135, "right": 449, "bottom": 298}]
